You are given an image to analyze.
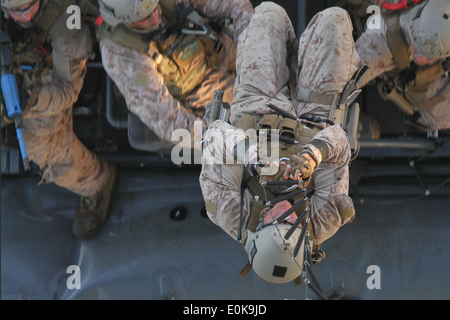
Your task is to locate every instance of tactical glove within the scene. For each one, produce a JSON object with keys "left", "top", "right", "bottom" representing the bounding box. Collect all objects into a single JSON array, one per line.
[{"left": 289, "top": 154, "right": 316, "bottom": 188}]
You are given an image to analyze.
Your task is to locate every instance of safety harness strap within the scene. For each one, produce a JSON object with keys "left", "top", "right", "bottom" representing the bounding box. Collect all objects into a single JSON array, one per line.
[
  {"left": 239, "top": 261, "right": 252, "bottom": 279},
  {"left": 295, "top": 85, "right": 341, "bottom": 106},
  {"left": 384, "top": 13, "right": 411, "bottom": 73}
]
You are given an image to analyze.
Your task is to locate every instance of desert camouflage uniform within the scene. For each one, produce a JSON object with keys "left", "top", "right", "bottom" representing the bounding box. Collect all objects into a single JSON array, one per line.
[
  {"left": 17, "top": 4, "right": 113, "bottom": 196},
  {"left": 355, "top": 10, "right": 450, "bottom": 131},
  {"left": 100, "top": 0, "right": 254, "bottom": 143},
  {"left": 200, "top": 2, "right": 358, "bottom": 247}
]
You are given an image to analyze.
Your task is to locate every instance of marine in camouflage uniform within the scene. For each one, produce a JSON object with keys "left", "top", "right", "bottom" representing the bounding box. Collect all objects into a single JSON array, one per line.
[
  {"left": 200, "top": 2, "right": 359, "bottom": 248},
  {"left": 1, "top": 0, "right": 117, "bottom": 239},
  {"left": 355, "top": 1, "right": 450, "bottom": 131},
  {"left": 98, "top": 0, "right": 254, "bottom": 144}
]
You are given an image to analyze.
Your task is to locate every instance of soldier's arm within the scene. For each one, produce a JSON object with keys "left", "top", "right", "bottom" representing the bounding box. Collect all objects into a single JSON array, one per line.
[
  {"left": 100, "top": 39, "right": 202, "bottom": 143},
  {"left": 25, "top": 14, "right": 92, "bottom": 118},
  {"left": 355, "top": 21, "right": 397, "bottom": 88},
  {"left": 182, "top": 0, "right": 254, "bottom": 39}
]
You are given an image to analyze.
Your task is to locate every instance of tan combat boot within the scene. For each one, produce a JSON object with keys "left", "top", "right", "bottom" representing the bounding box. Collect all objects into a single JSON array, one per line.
[{"left": 72, "top": 163, "right": 118, "bottom": 240}]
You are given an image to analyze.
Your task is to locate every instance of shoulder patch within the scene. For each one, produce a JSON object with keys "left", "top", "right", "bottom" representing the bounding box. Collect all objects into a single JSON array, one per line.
[
  {"left": 134, "top": 72, "right": 150, "bottom": 87},
  {"left": 205, "top": 199, "right": 217, "bottom": 215}
]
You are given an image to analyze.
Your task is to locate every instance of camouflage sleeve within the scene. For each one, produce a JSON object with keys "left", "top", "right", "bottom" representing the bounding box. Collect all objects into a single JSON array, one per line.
[
  {"left": 26, "top": 13, "right": 92, "bottom": 118},
  {"left": 181, "top": 0, "right": 254, "bottom": 39},
  {"left": 304, "top": 125, "right": 350, "bottom": 166},
  {"left": 100, "top": 39, "right": 202, "bottom": 143},
  {"left": 417, "top": 77, "right": 450, "bottom": 131},
  {"left": 355, "top": 17, "right": 397, "bottom": 88},
  {"left": 304, "top": 125, "right": 355, "bottom": 246}
]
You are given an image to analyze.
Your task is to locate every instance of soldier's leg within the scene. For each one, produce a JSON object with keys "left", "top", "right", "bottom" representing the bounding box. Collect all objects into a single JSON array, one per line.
[
  {"left": 230, "top": 2, "right": 298, "bottom": 125},
  {"left": 23, "top": 109, "right": 117, "bottom": 239},
  {"left": 294, "top": 7, "right": 360, "bottom": 120},
  {"left": 23, "top": 109, "right": 112, "bottom": 196}
]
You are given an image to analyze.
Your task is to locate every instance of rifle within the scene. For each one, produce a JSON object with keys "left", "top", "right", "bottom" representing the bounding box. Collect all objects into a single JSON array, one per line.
[
  {"left": 203, "top": 89, "right": 230, "bottom": 127},
  {"left": 1, "top": 30, "right": 30, "bottom": 171}
]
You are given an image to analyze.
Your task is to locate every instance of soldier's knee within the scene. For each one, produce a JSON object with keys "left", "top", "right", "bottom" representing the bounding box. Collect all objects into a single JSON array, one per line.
[
  {"left": 254, "top": 1, "right": 288, "bottom": 22},
  {"left": 311, "top": 7, "right": 352, "bottom": 34},
  {"left": 321, "top": 7, "right": 352, "bottom": 24},
  {"left": 307, "top": 7, "right": 354, "bottom": 45}
]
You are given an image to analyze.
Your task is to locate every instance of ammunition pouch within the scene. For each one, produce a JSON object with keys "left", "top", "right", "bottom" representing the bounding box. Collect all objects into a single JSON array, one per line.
[
  {"left": 257, "top": 113, "right": 282, "bottom": 131},
  {"left": 253, "top": 113, "right": 321, "bottom": 159}
]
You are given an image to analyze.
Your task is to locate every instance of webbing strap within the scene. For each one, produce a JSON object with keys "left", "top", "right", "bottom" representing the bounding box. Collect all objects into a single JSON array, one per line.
[
  {"left": 384, "top": 13, "right": 411, "bottom": 72},
  {"left": 295, "top": 85, "right": 341, "bottom": 106},
  {"left": 239, "top": 261, "right": 252, "bottom": 278}
]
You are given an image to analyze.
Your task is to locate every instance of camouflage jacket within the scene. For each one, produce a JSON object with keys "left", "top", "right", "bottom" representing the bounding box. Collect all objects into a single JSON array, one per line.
[
  {"left": 355, "top": 11, "right": 450, "bottom": 131},
  {"left": 100, "top": 0, "right": 254, "bottom": 142}
]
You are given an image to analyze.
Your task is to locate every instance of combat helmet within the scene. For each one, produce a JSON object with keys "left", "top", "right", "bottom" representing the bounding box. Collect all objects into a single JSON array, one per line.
[
  {"left": 1, "top": 0, "right": 46, "bottom": 28},
  {"left": 404, "top": 0, "right": 450, "bottom": 59},
  {"left": 244, "top": 224, "right": 307, "bottom": 284},
  {"left": 98, "top": 0, "right": 159, "bottom": 27},
  {"left": 1, "top": 0, "right": 35, "bottom": 8}
]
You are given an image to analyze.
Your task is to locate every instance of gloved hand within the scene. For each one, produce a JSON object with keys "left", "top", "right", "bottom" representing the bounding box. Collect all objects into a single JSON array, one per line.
[{"left": 289, "top": 154, "right": 316, "bottom": 188}]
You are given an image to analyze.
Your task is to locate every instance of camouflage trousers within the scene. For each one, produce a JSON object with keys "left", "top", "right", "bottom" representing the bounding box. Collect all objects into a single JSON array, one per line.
[
  {"left": 200, "top": 2, "right": 359, "bottom": 246},
  {"left": 23, "top": 97, "right": 112, "bottom": 197},
  {"left": 231, "top": 2, "right": 359, "bottom": 125}
]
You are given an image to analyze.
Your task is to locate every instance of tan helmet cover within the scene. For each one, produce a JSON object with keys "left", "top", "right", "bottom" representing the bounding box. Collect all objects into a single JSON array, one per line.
[
  {"left": 99, "top": 0, "right": 159, "bottom": 27},
  {"left": 244, "top": 224, "right": 305, "bottom": 284},
  {"left": 1, "top": 0, "right": 35, "bottom": 9},
  {"left": 404, "top": 0, "right": 450, "bottom": 59}
]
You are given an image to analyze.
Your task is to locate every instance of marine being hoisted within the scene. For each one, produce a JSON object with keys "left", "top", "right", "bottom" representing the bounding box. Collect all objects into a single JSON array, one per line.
[{"left": 199, "top": 2, "right": 365, "bottom": 296}]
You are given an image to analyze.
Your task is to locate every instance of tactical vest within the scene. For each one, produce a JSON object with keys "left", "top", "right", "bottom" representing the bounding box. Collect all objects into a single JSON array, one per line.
[
  {"left": 2, "top": 0, "right": 71, "bottom": 109},
  {"left": 234, "top": 113, "right": 318, "bottom": 240},
  {"left": 3, "top": 0, "right": 71, "bottom": 70},
  {"left": 382, "top": 12, "right": 450, "bottom": 113},
  {"left": 96, "top": 0, "right": 225, "bottom": 101}
]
